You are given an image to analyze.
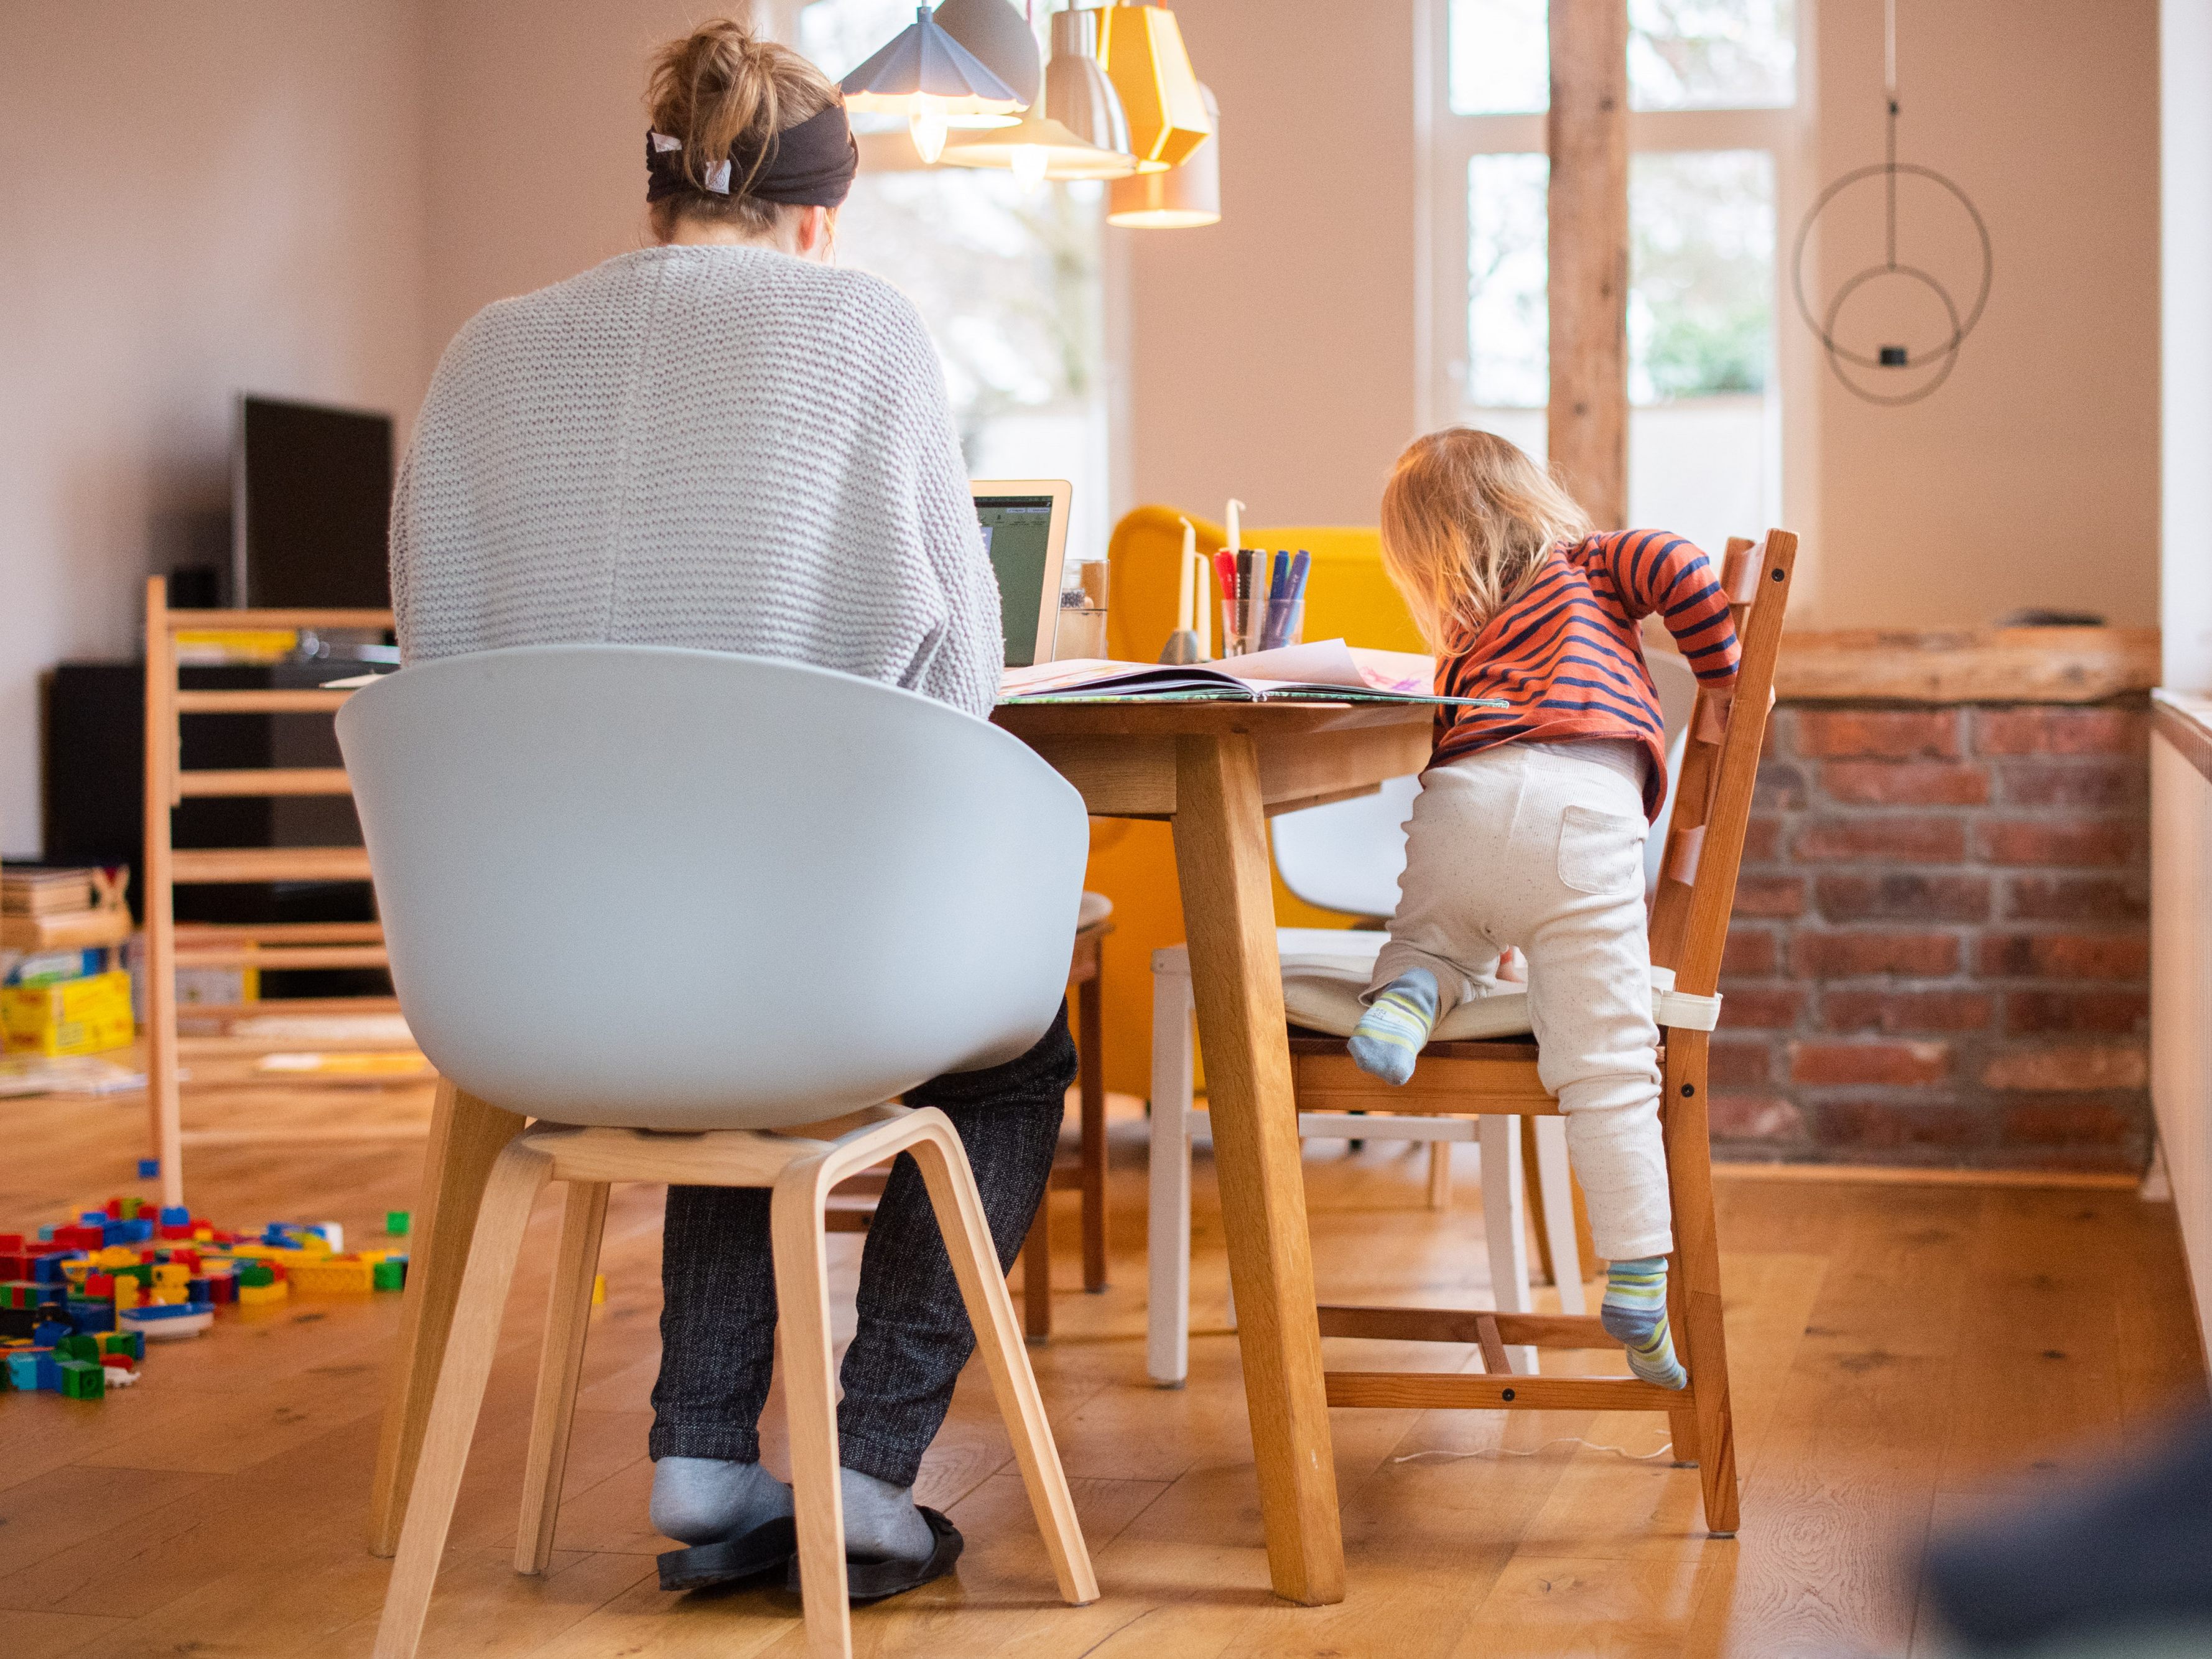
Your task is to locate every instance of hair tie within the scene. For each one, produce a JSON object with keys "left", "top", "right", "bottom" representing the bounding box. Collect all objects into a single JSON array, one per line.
[{"left": 644, "top": 103, "right": 858, "bottom": 210}]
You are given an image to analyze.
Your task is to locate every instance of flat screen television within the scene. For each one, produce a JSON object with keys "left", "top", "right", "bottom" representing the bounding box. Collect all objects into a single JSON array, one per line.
[{"left": 231, "top": 395, "right": 394, "bottom": 608}]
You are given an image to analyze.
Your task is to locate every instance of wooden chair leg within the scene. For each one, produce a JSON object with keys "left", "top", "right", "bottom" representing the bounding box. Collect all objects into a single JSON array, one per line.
[
  {"left": 1077, "top": 965, "right": 1109, "bottom": 1293},
  {"left": 514, "top": 1179, "right": 610, "bottom": 1574},
  {"left": 1528, "top": 1116, "right": 1586, "bottom": 1316},
  {"left": 1021, "top": 1199, "right": 1053, "bottom": 1343},
  {"left": 769, "top": 1159, "right": 854, "bottom": 1659},
  {"left": 369, "top": 1083, "right": 530, "bottom": 1557},
  {"left": 1477, "top": 1117, "right": 1536, "bottom": 1373},
  {"left": 1146, "top": 962, "right": 1194, "bottom": 1387},
  {"left": 1665, "top": 1035, "right": 1737, "bottom": 1532},
  {"left": 905, "top": 1111, "right": 1099, "bottom": 1607},
  {"left": 1425, "top": 1141, "right": 1453, "bottom": 1209},
  {"left": 1570, "top": 1164, "right": 1597, "bottom": 1279},
  {"left": 372, "top": 1140, "right": 552, "bottom": 1659},
  {"left": 1518, "top": 1119, "right": 1552, "bottom": 1280}
]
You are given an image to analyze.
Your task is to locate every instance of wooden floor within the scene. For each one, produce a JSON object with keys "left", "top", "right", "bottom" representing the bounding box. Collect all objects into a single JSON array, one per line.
[{"left": 1, "top": 1076, "right": 2203, "bottom": 1659}]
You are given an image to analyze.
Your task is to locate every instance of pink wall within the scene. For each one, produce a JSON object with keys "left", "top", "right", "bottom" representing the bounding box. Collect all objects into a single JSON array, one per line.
[
  {"left": 0, "top": 1, "right": 430, "bottom": 855},
  {"left": 1811, "top": 0, "right": 2162, "bottom": 628},
  {"left": 0, "top": 0, "right": 2167, "bottom": 855},
  {"left": 1121, "top": 0, "right": 2163, "bottom": 630},
  {"left": 1120, "top": 0, "right": 1422, "bottom": 529},
  {"left": 422, "top": 0, "right": 705, "bottom": 365}
]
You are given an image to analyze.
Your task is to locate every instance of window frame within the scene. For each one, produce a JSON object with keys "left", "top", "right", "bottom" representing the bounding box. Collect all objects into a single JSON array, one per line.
[{"left": 1415, "top": 0, "right": 1821, "bottom": 556}]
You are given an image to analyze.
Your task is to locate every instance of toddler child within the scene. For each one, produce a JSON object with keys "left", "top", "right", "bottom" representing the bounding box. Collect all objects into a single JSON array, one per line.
[{"left": 1349, "top": 428, "right": 1741, "bottom": 1389}]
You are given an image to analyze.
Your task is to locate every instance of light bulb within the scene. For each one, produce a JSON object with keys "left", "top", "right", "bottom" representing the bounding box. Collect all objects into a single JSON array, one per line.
[
  {"left": 1011, "top": 143, "right": 1048, "bottom": 189},
  {"left": 909, "top": 93, "right": 949, "bottom": 165}
]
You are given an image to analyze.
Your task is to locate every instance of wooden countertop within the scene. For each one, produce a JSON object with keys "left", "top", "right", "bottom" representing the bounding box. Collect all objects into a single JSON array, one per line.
[{"left": 1770, "top": 627, "right": 2159, "bottom": 704}]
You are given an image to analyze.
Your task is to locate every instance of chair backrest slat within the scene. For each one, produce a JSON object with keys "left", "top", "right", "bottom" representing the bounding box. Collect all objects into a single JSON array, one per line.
[{"left": 1648, "top": 531, "right": 1798, "bottom": 998}]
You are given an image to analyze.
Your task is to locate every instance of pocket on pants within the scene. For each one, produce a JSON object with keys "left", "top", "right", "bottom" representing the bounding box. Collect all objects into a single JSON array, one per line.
[{"left": 1557, "top": 804, "right": 1646, "bottom": 896}]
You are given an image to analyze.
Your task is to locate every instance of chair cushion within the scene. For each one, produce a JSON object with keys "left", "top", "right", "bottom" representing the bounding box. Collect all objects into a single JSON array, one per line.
[
  {"left": 1276, "top": 929, "right": 1701, "bottom": 1039},
  {"left": 1077, "top": 891, "right": 1113, "bottom": 930}
]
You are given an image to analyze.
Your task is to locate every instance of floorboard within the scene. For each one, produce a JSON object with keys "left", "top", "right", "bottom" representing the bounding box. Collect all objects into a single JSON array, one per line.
[{"left": 0, "top": 1082, "right": 2201, "bottom": 1657}]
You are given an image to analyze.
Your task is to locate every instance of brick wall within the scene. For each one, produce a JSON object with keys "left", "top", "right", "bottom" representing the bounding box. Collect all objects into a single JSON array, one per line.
[{"left": 1715, "top": 702, "right": 2152, "bottom": 1171}]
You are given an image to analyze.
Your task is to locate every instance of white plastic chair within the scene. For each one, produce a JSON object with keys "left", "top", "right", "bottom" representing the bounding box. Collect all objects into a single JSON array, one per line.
[
  {"left": 1145, "top": 649, "right": 1702, "bottom": 1387},
  {"left": 339, "top": 646, "right": 1099, "bottom": 1659}
]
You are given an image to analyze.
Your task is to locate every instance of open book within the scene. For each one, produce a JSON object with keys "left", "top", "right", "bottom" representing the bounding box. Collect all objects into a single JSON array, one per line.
[{"left": 1001, "top": 639, "right": 1500, "bottom": 705}]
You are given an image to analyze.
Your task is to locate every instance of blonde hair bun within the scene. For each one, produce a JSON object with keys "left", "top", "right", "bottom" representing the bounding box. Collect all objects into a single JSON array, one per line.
[{"left": 646, "top": 16, "right": 843, "bottom": 234}]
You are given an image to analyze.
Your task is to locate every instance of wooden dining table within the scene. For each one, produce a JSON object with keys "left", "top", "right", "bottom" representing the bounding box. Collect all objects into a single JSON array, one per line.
[{"left": 368, "top": 697, "right": 1435, "bottom": 1608}]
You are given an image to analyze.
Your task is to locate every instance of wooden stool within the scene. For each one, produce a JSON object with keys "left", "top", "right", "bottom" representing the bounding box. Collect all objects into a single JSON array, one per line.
[{"left": 371, "top": 1107, "right": 1096, "bottom": 1659}]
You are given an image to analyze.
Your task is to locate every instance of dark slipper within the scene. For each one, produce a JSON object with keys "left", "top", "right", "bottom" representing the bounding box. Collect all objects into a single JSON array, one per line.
[
  {"left": 657, "top": 1514, "right": 799, "bottom": 1593},
  {"left": 788, "top": 1506, "right": 964, "bottom": 1604}
]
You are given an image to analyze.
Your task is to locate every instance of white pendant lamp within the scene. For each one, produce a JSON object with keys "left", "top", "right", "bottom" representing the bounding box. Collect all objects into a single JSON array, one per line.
[
  {"left": 1097, "top": 3, "right": 1212, "bottom": 172},
  {"left": 840, "top": 5, "right": 1025, "bottom": 163},
  {"left": 932, "top": 0, "right": 1041, "bottom": 110},
  {"left": 940, "top": 6, "right": 1138, "bottom": 182},
  {"left": 1108, "top": 83, "right": 1219, "bottom": 227}
]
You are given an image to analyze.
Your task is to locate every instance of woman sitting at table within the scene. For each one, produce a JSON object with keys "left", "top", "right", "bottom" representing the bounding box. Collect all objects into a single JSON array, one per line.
[{"left": 388, "top": 16, "right": 1071, "bottom": 1602}]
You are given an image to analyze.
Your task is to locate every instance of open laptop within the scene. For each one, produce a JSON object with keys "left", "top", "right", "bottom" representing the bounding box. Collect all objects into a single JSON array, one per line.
[{"left": 971, "top": 480, "right": 1072, "bottom": 667}]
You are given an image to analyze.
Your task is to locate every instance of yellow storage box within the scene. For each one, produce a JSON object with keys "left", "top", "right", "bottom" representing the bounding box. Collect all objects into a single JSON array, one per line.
[{"left": 1, "top": 970, "right": 134, "bottom": 1056}]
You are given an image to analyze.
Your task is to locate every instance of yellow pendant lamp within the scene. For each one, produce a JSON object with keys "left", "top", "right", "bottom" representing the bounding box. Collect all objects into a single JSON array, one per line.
[
  {"left": 1108, "top": 83, "right": 1219, "bottom": 227},
  {"left": 1097, "top": 2, "right": 1212, "bottom": 172},
  {"left": 939, "top": 6, "right": 1138, "bottom": 182}
]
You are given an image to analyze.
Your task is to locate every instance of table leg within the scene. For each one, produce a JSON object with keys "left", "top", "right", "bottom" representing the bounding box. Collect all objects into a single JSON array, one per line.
[
  {"left": 1169, "top": 732, "right": 1345, "bottom": 1606},
  {"left": 368, "top": 1078, "right": 529, "bottom": 1556},
  {"left": 1077, "top": 963, "right": 1109, "bottom": 1292}
]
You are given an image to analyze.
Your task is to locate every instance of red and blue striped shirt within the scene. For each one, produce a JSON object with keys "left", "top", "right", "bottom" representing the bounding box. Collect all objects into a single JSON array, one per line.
[{"left": 1432, "top": 529, "right": 1741, "bottom": 819}]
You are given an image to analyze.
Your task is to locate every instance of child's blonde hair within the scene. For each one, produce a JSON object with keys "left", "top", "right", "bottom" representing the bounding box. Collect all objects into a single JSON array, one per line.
[{"left": 1379, "top": 427, "right": 1592, "bottom": 649}]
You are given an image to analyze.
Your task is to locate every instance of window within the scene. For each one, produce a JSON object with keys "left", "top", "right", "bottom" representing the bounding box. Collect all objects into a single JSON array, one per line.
[
  {"left": 1426, "top": 0, "right": 1803, "bottom": 555},
  {"left": 756, "top": 0, "right": 1112, "bottom": 564}
]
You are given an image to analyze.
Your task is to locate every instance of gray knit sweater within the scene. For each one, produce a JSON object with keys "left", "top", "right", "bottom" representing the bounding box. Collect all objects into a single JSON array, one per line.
[{"left": 391, "top": 244, "right": 1002, "bottom": 718}]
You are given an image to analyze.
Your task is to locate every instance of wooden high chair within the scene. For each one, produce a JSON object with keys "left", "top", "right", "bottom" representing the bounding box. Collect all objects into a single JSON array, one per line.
[
  {"left": 141, "top": 579, "right": 416, "bottom": 1208},
  {"left": 1292, "top": 530, "right": 1796, "bottom": 1538}
]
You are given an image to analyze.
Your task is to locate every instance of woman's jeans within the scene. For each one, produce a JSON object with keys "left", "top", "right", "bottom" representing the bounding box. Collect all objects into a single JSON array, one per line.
[{"left": 648, "top": 1003, "right": 1076, "bottom": 1487}]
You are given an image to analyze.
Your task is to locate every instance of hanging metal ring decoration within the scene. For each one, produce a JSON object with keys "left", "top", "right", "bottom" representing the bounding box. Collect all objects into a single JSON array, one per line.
[{"left": 1790, "top": 0, "right": 1993, "bottom": 407}]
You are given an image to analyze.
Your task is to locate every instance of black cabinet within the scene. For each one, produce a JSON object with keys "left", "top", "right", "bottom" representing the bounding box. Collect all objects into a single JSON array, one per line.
[{"left": 43, "top": 661, "right": 383, "bottom": 996}]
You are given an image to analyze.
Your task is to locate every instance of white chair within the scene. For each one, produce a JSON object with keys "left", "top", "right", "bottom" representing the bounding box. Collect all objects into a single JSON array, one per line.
[
  {"left": 1145, "top": 649, "right": 1702, "bottom": 1387},
  {"left": 338, "top": 645, "right": 1099, "bottom": 1659}
]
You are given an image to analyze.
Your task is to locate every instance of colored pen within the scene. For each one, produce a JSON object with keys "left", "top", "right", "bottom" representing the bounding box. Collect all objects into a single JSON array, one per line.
[
  {"left": 1235, "top": 550, "right": 1253, "bottom": 654},
  {"left": 1286, "top": 549, "right": 1312, "bottom": 646},
  {"left": 1261, "top": 551, "right": 1293, "bottom": 651}
]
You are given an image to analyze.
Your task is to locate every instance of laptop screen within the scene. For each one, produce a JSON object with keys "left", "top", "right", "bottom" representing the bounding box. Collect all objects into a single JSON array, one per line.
[{"left": 975, "top": 493, "right": 1059, "bottom": 667}]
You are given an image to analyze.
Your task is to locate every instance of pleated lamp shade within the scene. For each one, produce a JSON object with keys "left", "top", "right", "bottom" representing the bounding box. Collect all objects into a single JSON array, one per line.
[
  {"left": 1098, "top": 4, "right": 1212, "bottom": 171},
  {"left": 932, "top": 0, "right": 1041, "bottom": 109},
  {"left": 1108, "top": 83, "right": 1219, "bottom": 227},
  {"left": 839, "top": 5, "right": 1023, "bottom": 119},
  {"left": 940, "top": 6, "right": 1138, "bottom": 182}
]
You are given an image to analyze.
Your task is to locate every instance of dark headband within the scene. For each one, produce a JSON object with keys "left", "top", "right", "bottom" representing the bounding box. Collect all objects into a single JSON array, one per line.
[{"left": 646, "top": 102, "right": 858, "bottom": 209}]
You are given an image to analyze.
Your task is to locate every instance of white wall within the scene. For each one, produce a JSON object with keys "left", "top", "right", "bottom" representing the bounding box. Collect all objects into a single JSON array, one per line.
[
  {"left": 2167, "top": 0, "right": 2212, "bottom": 690},
  {"left": 0, "top": 2, "right": 430, "bottom": 856},
  {"left": 2150, "top": 715, "right": 2212, "bottom": 1375}
]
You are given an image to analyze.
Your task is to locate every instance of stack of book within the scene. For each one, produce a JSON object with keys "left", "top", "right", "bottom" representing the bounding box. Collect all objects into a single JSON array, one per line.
[{"left": 1, "top": 867, "right": 134, "bottom": 1056}]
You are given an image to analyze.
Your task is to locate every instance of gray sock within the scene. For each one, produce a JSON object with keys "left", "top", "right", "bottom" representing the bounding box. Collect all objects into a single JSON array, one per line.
[
  {"left": 840, "top": 1466, "right": 933, "bottom": 1562},
  {"left": 649, "top": 1456, "right": 793, "bottom": 1545},
  {"left": 1349, "top": 969, "right": 1439, "bottom": 1086}
]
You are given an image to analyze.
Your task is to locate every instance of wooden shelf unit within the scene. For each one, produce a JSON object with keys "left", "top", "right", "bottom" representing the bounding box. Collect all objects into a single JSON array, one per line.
[{"left": 142, "top": 579, "right": 424, "bottom": 1206}]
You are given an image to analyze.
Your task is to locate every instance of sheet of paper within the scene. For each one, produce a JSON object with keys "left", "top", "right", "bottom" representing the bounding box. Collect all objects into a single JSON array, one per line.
[{"left": 1217, "top": 639, "right": 1436, "bottom": 695}]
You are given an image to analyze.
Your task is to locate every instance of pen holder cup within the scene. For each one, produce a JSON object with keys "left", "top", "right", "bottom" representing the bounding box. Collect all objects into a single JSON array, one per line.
[{"left": 1218, "top": 554, "right": 1309, "bottom": 657}]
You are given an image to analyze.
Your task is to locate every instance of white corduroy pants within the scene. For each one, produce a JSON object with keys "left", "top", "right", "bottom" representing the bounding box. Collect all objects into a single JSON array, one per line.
[{"left": 1367, "top": 741, "right": 1673, "bottom": 1261}]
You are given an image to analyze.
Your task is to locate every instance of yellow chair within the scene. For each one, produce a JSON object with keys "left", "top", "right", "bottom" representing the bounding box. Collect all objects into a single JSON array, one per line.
[{"left": 1083, "top": 508, "right": 1426, "bottom": 1097}]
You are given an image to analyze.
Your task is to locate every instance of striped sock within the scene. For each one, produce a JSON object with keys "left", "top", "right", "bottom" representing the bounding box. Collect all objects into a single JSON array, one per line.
[
  {"left": 1349, "top": 969, "right": 1439, "bottom": 1086},
  {"left": 1601, "top": 1256, "right": 1687, "bottom": 1390}
]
